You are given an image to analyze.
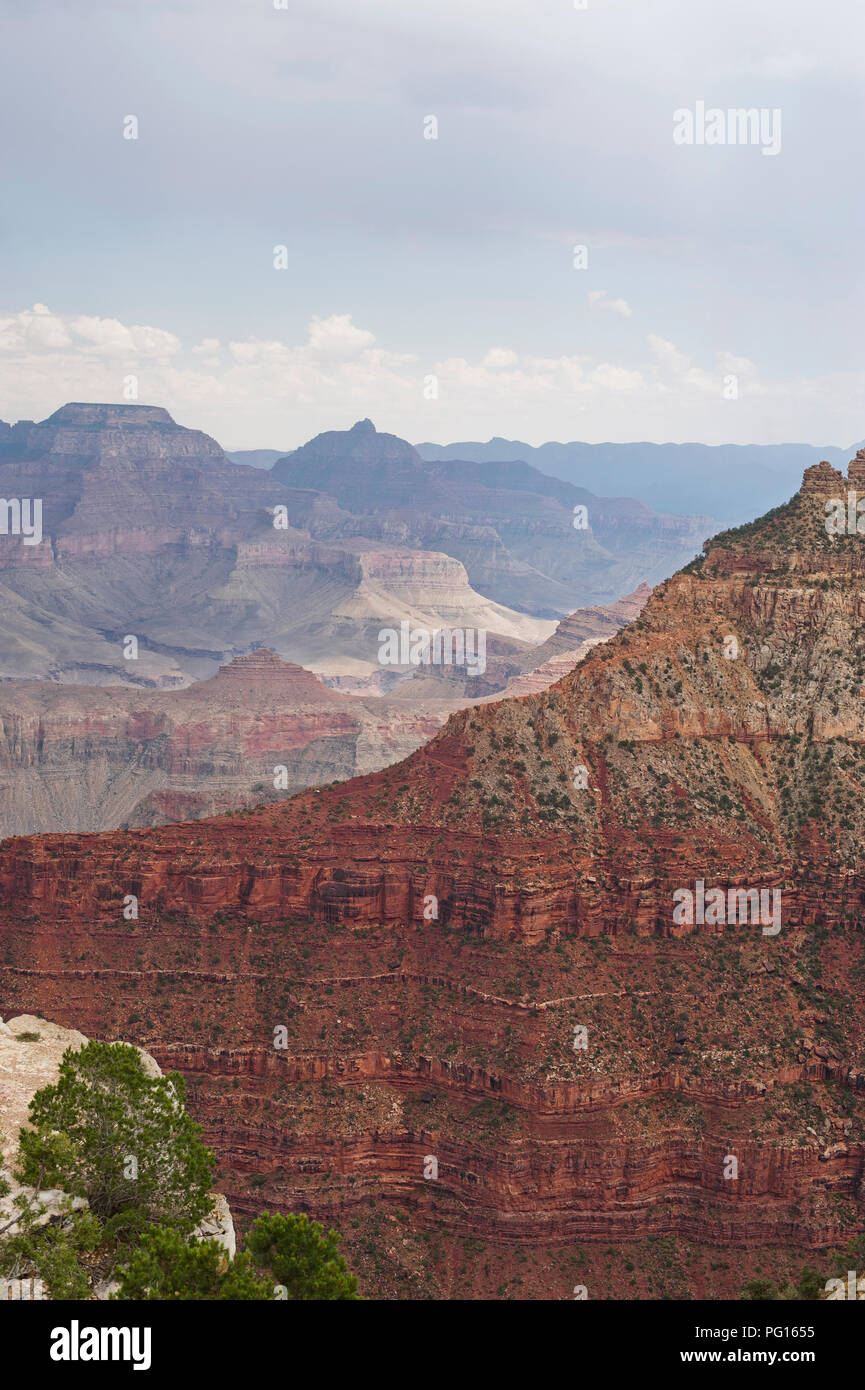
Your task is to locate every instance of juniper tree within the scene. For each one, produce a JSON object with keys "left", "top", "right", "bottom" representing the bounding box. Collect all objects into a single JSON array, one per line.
[
  {"left": 16, "top": 1040, "right": 214, "bottom": 1236},
  {"left": 246, "top": 1211, "right": 360, "bottom": 1300},
  {"left": 113, "top": 1226, "right": 271, "bottom": 1301}
]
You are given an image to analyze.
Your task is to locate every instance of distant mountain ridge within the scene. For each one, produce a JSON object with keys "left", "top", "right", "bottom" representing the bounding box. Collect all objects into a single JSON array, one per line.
[
  {"left": 231, "top": 428, "right": 864, "bottom": 528},
  {"left": 415, "top": 437, "right": 865, "bottom": 526},
  {"left": 227, "top": 448, "right": 287, "bottom": 470},
  {"left": 271, "top": 419, "right": 710, "bottom": 615}
]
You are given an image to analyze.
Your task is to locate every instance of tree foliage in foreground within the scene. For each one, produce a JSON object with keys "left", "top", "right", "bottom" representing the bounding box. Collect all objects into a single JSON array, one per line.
[
  {"left": 4, "top": 1043, "right": 361, "bottom": 1299},
  {"left": 16, "top": 1040, "right": 214, "bottom": 1234},
  {"left": 246, "top": 1211, "right": 360, "bottom": 1300},
  {"left": 740, "top": 1236, "right": 865, "bottom": 1301},
  {"left": 113, "top": 1226, "right": 271, "bottom": 1301}
]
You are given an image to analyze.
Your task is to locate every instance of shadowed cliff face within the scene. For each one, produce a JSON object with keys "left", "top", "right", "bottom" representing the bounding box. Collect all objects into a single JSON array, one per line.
[{"left": 2, "top": 461, "right": 865, "bottom": 1298}]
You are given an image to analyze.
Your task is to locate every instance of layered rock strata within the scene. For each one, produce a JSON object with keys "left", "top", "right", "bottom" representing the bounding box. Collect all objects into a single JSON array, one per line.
[{"left": 2, "top": 465, "right": 865, "bottom": 1296}]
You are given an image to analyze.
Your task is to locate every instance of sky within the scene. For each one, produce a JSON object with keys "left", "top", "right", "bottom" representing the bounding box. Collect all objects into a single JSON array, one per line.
[{"left": 1, "top": 0, "right": 864, "bottom": 451}]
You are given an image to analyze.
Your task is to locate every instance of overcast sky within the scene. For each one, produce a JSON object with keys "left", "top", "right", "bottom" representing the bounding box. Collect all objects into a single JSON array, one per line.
[{"left": 1, "top": 0, "right": 863, "bottom": 450}]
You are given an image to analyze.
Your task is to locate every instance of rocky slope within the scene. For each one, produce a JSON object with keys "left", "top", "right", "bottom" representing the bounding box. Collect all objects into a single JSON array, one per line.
[
  {"left": 497, "top": 582, "right": 653, "bottom": 697},
  {"left": 0, "top": 585, "right": 645, "bottom": 837},
  {"left": 522, "top": 582, "right": 653, "bottom": 664},
  {"left": 2, "top": 459, "right": 864, "bottom": 1296}
]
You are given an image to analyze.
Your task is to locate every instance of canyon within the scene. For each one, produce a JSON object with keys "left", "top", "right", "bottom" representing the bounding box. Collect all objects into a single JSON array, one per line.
[
  {"left": 1, "top": 458, "right": 864, "bottom": 1296},
  {"left": 273, "top": 419, "right": 708, "bottom": 617},
  {"left": 0, "top": 404, "right": 704, "bottom": 687},
  {"left": 0, "top": 588, "right": 649, "bottom": 838}
]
